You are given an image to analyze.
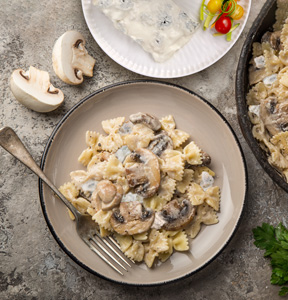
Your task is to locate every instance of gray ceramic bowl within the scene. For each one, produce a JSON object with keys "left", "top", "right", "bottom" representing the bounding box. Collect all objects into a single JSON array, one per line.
[
  {"left": 39, "top": 80, "right": 247, "bottom": 285},
  {"left": 235, "top": 0, "right": 288, "bottom": 191}
]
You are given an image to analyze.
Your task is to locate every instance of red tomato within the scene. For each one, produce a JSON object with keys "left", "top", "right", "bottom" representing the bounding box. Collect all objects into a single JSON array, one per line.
[{"left": 215, "top": 16, "right": 232, "bottom": 34}]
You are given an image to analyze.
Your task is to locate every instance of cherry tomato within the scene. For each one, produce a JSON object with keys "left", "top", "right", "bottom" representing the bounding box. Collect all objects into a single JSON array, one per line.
[
  {"left": 230, "top": 4, "right": 244, "bottom": 20},
  {"left": 215, "top": 16, "right": 232, "bottom": 34},
  {"left": 207, "top": 0, "right": 223, "bottom": 14}
]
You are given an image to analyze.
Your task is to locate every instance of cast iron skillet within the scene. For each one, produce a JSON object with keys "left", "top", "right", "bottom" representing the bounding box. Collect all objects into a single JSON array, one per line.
[{"left": 235, "top": 0, "right": 288, "bottom": 191}]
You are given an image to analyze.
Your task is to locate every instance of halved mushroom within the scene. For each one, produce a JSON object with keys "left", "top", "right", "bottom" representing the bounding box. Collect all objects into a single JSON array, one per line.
[
  {"left": 201, "top": 150, "right": 211, "bottom": 166},
  {"left": 91, "top": 180, "right": 123, "bottom": 211},
  {"left": 125, "top": 148, "right": 160, "bottom": 198},
  {"left": 52, "top": 31, "right": 96, "bottom": 85},
  {"left": 148, "top": 131, "right": 173, "bottom": 156},
  {"left": 129, "top": 112, "right": 161, "bottom": 131},
  {"left": 160, "top": 199, "right": 196, "bottom": 231},
  {"left": 10, "top": 66, "right": 64, "bottom": 112},
  {"left": 249, "top": 65, "right": 267, "bottom": 86},
  {"left": 110, "top": 202, "right": 154, "bottom": 235},
  {"left": 260, "top": 97, "right": 288, "bottom": 136},
  {"left": 261, "top": 31, "right": 282, "bottom": 52}
]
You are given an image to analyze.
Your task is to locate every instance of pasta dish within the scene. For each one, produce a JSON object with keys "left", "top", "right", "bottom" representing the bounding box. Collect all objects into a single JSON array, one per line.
[{"left": 59, "top": 112, "right": 220, "bottom": 267}]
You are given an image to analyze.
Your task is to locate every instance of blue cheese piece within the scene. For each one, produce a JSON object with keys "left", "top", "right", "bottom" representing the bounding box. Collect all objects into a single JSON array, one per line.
[
  {"left": 248, "top": 105, "right": 260, "bottom": 117},
  {"left": 119, "top": 122, "right": 133, "bottom": 135},
  {"left": 115, "top": 145, "right": 131, "bottom": 162},
  {"left": 200, "top": 171, "right": 214, "bottom": 191},
  {"left": 93, "top": 0, "right": 199, "bottom": 62},
  {"left": 151, "top": 212, "right": 167, "bottom": 230},
  {"left": 81, "top": 179, "right": 98, "bottom": 194},
  {"left": 121, "top": 192, "right": 143, "bottom": 203},
  {"left": 263, "top": 74, "right": 277, "bottom": 86},
  {"left": 253, "top": 56, "right": 265, "bottom": 69}
]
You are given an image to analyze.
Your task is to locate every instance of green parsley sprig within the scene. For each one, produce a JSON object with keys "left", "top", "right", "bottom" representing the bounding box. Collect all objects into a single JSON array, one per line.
[{"left": 253, "top": 223, "right": 288, "bottom": 296}]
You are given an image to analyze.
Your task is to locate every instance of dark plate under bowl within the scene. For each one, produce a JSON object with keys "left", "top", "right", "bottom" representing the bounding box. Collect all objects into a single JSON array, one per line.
[{"left": 235, "top": 0, "right": 288, "bottom": 191}]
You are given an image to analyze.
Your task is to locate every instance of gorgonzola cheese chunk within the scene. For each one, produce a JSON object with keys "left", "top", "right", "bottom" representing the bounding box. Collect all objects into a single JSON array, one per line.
[{"left": 93, "top": 0, "right": 199, "bottom": 62}]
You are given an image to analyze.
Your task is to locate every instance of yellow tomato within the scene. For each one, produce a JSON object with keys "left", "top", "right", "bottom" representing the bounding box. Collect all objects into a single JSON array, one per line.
[
  {"left": 207, "top": 0, "right": 223, "bottom": 14},
  {"left": 231, "top": 4, "right": 244, "bottom": 20}
]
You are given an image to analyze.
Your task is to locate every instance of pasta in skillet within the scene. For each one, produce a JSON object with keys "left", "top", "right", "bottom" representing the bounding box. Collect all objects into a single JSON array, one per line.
[
  {"left": 59, "top": 112, "right": 221, "bottom": 268},
  {"left": 246, "top": 2, "right": 288, "bottom": 182}
]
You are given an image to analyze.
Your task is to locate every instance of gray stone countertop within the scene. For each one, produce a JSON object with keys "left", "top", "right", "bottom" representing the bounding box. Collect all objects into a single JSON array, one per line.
[{"left": 1, "top": 0, "right": 287, "bottom": 299}]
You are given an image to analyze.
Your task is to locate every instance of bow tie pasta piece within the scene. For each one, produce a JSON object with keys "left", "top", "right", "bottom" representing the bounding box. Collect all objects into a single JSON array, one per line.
[
  {"left": 176, "top": 169, "right": 194, "bottom": 194},
  {"left": 160, "top": 115, "right": 176, "bottom": 131},
  {"left": 144, "top": 229, "right": 169, "bottom": 268},
  {"left": 98, "top": 133, "right": 124, "bottom": 152},
  {"left": 103, "top": 154, "right": 125, "bottom": 181},
  {"left": 114, "top": 234, "right": 133, "bottom": 253},
  {"left": 171, "top": 231, "right": 189, "bottom": 252},
  {"left": 160, "top": 149, "right": 184, "bottom": 181},
  {"left": 185, "top": 204, "right": 219, "bottom": 239},
  {"left": 125, "top": 240, "right": 145, "bottom": 262},
  {"left": 123, "top": 124, "right": 155, "bottom": 150},
  {"left": 102, "top": 117, "right": 125, "bottom": 134},
  {"left": 205, "top": 186, "right": 221, "bottom": 212},
  {"left": 160, "top": 115, "right": 189, "bottom": 147},
  {"left": 92, "top": 210, "right": 113, "bottom": 231}
]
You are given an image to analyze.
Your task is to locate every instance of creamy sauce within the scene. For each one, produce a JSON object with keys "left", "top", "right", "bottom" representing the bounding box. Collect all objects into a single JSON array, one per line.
[{"left": 93, "top": 0, "right": 199, "bottom": 62}]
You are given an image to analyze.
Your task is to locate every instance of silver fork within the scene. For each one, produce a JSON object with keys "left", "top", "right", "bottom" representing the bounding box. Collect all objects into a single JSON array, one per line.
[{"left": 0, "top": 127, "right": 133, "bottom": 275}]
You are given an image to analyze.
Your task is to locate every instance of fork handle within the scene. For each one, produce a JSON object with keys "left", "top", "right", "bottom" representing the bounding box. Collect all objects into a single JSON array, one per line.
[{"left": 0, "top": 127, "right": 79, "bottom": 218}]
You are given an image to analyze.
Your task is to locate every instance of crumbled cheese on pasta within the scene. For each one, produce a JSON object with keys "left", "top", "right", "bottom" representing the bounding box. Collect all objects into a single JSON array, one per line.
[
  {"left": 254, "top": 55, "right": 265, "bottom": 69},
  {"left": 249, "top": 105, "right": 260, "bottom": 117},
  {"left": 81, "top": 180, "right": 98, "bottom": 193},
  {"left": 115, "top": 145, "right": 131, "bottom": 163},
  {"left": 151, "top": 212, "right": 167, "bottom": 230},
  {"left": 200, "top": 171, "right": 214, "bottom": 191},
  {"left": 263, "top": 74, "right": 277, "bottom": 86},
  {"left": 121, "top": 192, "right": 143, "bottom": 203}
]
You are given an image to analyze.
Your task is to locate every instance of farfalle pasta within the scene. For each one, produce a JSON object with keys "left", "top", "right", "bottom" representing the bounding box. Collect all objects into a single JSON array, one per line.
[
  {"left": 247, "top": 3, "right": 288, "bottom": 181},
  {"left": 59, "top": 112, "right": 221, "bottom": 268}
]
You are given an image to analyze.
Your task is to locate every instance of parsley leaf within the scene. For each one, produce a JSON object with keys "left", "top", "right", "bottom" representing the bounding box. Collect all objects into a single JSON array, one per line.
[
  {"left": 280, "top": 287, "right": 288, "bottom": 297},
  {"left": 252, "top": 223, "right": 288, "bottom": 296}
]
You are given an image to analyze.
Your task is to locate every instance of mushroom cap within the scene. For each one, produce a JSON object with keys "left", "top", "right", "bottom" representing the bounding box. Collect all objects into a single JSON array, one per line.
[
  {"left": 129, "top": 112, "right": 161, "bottom": 131},
  {"left": 261, "top": 31, "right": 282, "bottom": 51},
  {"left": 148, "top": 131, "right": 173, "bottom": 156},
  {"left": 52, "top": 31, "right": 96, "bottom": 85},
  {"left": 10, "top": 66, "right": 64, "bottom": 113},
  {"left": 110, "top": 202, "right": 155, "bottom": 235},
  {"left": 91, "top": 180, "right": 123, "bottom": 211},
  {"left": 125, "top": 148, "right": 161, "bottom": 198},
  {"left": 260, "top": 97, "right": 288, "bottom": 136},
  {"left": 201, "top": 150, "right": 211, "bottom": 166},
  {"left": 161, "top": 199, "right": 196, "bottom": 231}
]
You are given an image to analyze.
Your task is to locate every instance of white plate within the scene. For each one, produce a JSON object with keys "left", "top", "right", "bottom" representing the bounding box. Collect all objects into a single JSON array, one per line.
[
  {"left": 82, "top": 0, "right": 251, "bottom": 78},
  {"left": 39, "top": 81, "right": 247, "bottom": 285}
]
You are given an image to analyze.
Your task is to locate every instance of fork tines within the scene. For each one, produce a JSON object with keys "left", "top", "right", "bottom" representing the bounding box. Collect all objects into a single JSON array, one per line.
[{"left": 85, "top": 233, "right": 134, "bottom": 275}]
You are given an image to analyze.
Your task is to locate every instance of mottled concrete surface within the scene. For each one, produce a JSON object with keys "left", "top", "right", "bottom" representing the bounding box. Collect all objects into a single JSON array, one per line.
[{"left": 1, "top": 0, "right": 288, "bottom": 299}]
